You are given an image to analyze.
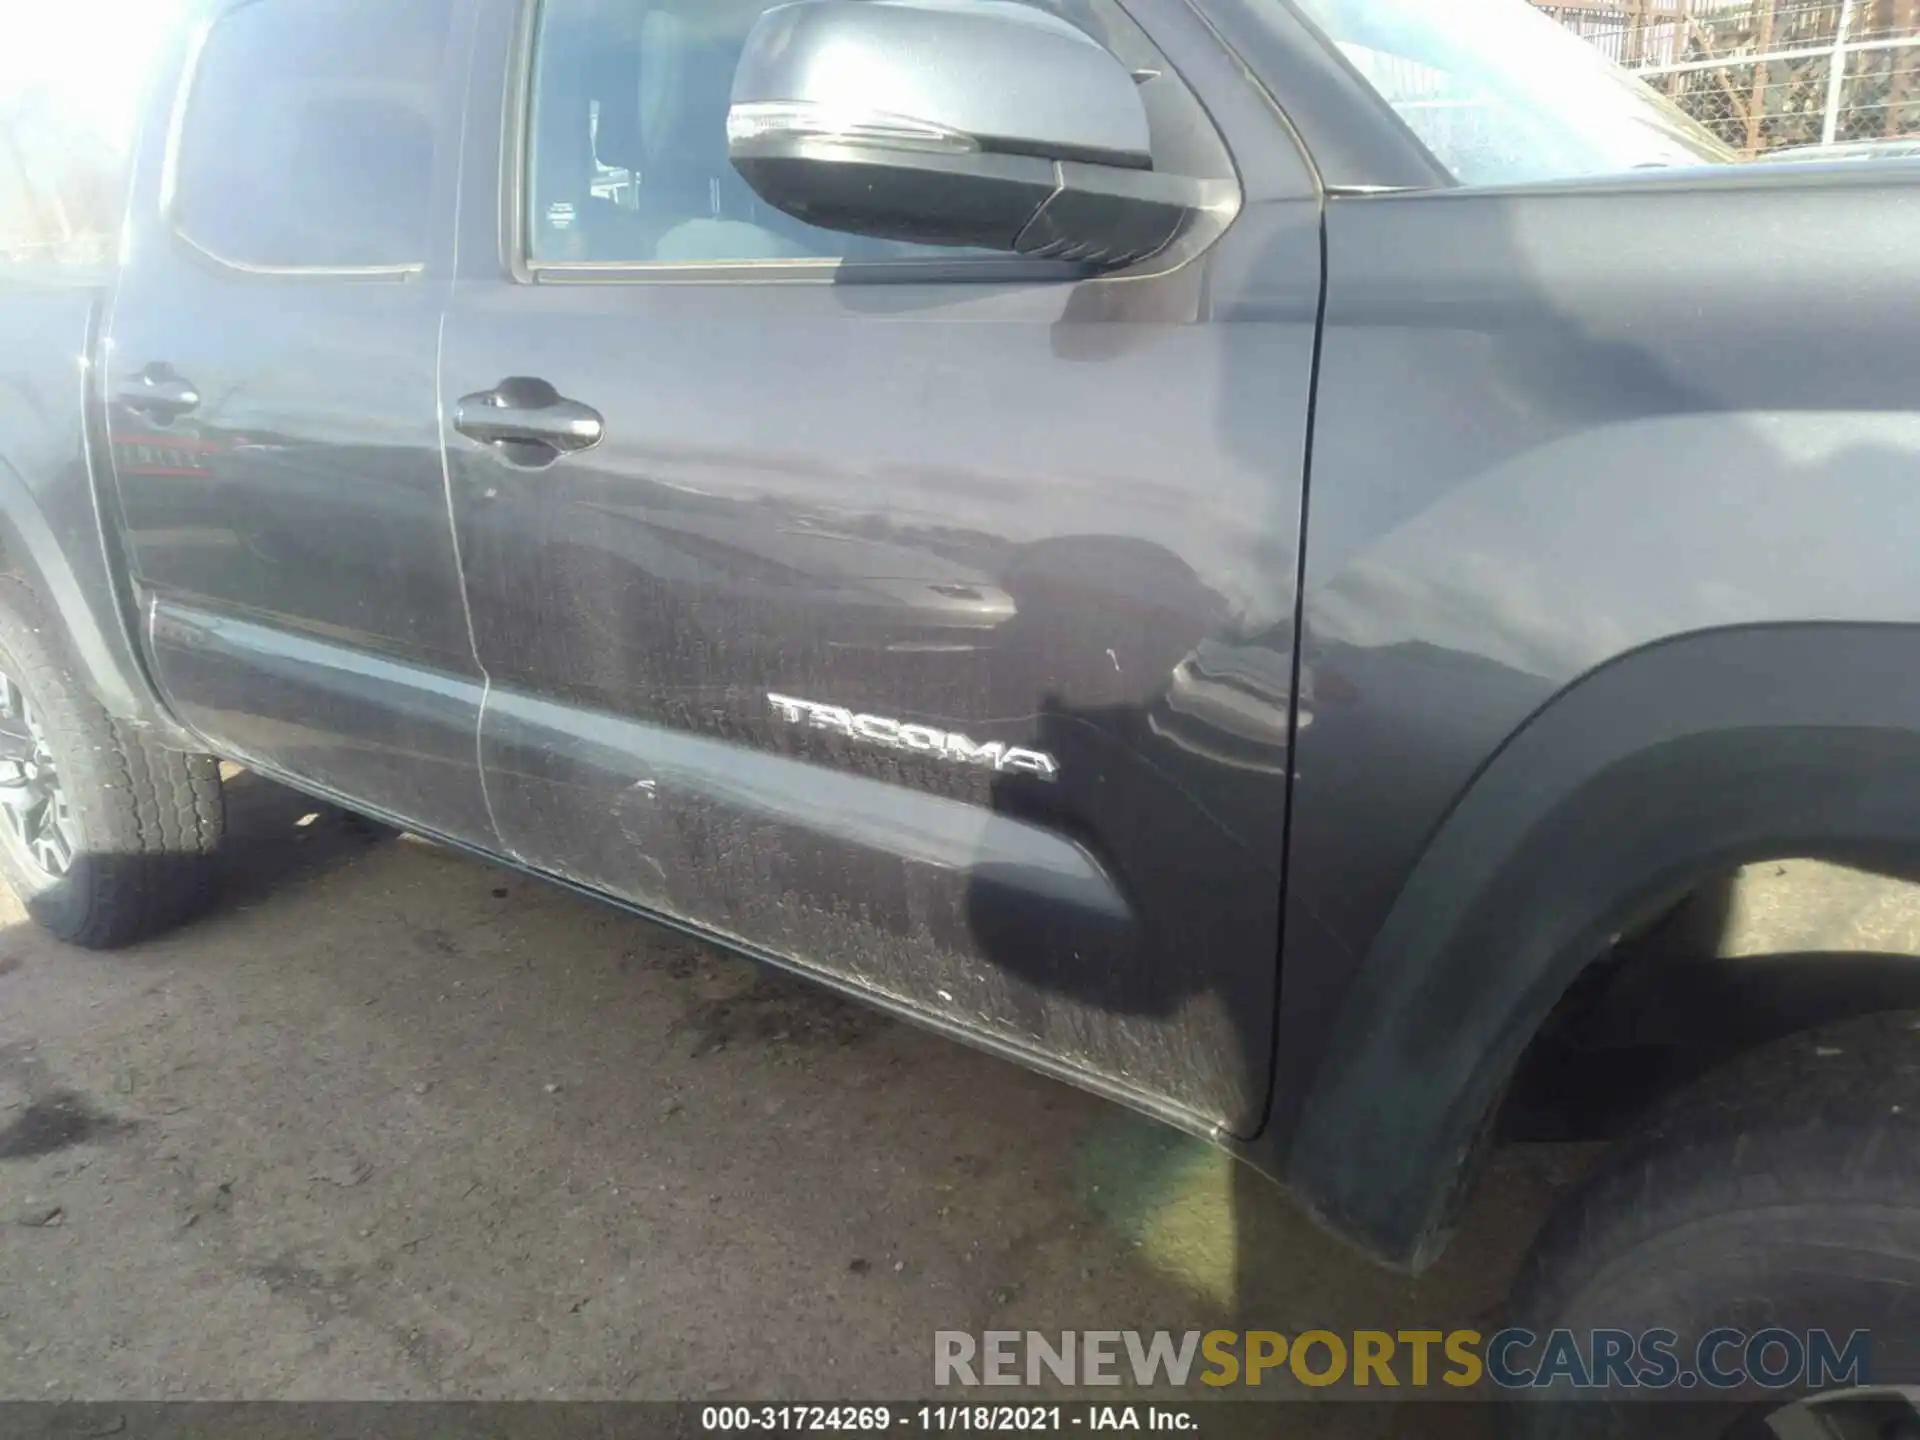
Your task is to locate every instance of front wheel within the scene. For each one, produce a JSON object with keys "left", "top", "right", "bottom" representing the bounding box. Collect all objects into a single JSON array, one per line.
[
  {"left": 0, "top": 579, "right": 223, "bottom": 947},
  {"left": 1504, "top": 1009, "right": 1920, "bottom": 1439}
]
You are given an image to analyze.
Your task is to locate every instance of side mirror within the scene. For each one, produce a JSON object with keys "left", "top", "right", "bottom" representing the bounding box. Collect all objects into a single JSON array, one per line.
[{"left": 727, "top": 0, "right": 1207, "bottom": 268}]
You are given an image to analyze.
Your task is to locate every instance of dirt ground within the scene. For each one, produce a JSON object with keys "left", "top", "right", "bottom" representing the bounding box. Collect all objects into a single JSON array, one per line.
[{"left": 0, "top": 773, "right": 1914, "bottom": 1430}]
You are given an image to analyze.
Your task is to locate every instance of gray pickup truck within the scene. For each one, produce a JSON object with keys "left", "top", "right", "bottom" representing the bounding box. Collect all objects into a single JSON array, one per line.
[{"left": 4, "top": 0, "right": 1920, "bottom": 1427}]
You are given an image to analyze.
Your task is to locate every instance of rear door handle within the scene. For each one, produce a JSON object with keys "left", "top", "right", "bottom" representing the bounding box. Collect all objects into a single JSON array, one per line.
[
  {"left": 454, "top": 379, "right": 603, "bottom": 458},
  {"left": 118, "top": 365, "right": 201, "bottom": 422}
]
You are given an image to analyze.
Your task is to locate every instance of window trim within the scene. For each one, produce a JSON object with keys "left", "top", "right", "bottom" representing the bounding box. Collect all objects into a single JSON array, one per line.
[
  {"left": 159, "top": 0, "right": 433, "bottom": 280},
  {"left": 503, "top": 0, "right": 1145, "bottom": 286},
  {"left": 1198, "top": 0, "right": 1452, "bottom": 194}
]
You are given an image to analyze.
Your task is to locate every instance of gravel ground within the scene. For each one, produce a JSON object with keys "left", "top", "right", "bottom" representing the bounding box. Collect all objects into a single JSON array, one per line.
[{"left": 0, "top": 773, "right": 1911, "bottom": 1432}]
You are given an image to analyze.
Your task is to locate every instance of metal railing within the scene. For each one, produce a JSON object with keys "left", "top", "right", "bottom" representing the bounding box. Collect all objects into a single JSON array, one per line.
[{"left": 1535, "top": 0, "right": 1920, "bottom": 155}]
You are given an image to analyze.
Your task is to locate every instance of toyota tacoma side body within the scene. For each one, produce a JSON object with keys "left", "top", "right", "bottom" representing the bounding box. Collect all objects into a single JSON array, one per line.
[{"left": 5, "top": 0, "right": 1920, "bottom": 1425}]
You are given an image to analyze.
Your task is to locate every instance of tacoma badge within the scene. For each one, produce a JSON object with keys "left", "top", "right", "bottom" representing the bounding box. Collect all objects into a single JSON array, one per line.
[{"left": 768, "top": 694, "right": 1060, "bottom": 781}]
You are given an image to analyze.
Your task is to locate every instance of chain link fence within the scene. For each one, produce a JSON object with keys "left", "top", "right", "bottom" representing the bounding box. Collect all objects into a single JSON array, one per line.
[{"left": 1535, "top": 0, "right": 1920, "bottom": 155}]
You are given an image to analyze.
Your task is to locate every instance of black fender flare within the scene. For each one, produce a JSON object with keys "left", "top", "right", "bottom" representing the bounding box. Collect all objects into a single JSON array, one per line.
[
  {"left": 0, "top": 450, "right": 188, "bottom": 741},
  {"left": 1285, "top": 622, "right": 1920, "bottom": 1269}
]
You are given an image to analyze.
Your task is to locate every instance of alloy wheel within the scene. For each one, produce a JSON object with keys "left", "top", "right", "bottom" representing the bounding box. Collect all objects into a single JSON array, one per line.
[{"left": 0, "top": 669, "right": 77, "bottom": 880}]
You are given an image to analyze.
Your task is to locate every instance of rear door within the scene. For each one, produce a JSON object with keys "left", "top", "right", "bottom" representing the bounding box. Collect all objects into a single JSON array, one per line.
[
  {"left": 103, "top": 0, "right": 494, "bottom": 845},
  {"left": 442, "top": 0, "right": 1321, "bottom": 1132}
]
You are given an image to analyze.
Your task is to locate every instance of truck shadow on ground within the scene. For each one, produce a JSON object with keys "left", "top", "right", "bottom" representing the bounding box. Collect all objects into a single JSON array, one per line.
[{"left": 204, "top": 768, "right": 399, "bottom": 916}]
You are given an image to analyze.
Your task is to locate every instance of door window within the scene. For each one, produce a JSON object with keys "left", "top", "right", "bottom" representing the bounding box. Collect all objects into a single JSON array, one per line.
[
  {"left": 528, "top": 0, "right": 955, "bottom": 264},
  {"left": 170, "top": 0, "right": 453, "bottom": 271},
  {"left": 524, "top": 0, "right": 1157, "bottom": 267}
]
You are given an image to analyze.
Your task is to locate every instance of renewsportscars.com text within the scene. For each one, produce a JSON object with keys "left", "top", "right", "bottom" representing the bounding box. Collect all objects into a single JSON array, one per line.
[{"left": 933, "top": 1328, "right": 1872, "bottom": 1392}]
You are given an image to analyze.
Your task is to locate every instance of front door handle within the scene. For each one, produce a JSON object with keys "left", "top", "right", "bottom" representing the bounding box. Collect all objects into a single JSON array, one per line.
[
  {"left": 118, "top": 364, "right": 201, "bottom": 423},
  {"left": 454, "top": 378, "right": 603, "bottom": 458}
]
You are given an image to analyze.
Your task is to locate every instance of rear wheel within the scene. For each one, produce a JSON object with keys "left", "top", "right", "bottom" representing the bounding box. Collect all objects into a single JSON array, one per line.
[
  {"left": 0, "top": 579, "right": 223, "bottom": 947},
  {"left": 1505, "top": 1010, "right": 1920, "bottom": 1439},
  {"left": 0, "top": 668, "right": 80, "bottom": 879}
]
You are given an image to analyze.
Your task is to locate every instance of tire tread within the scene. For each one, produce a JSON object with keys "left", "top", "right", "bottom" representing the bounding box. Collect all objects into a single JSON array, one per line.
[{"left": 0, "top": 578, "right": 222, "bottom": 948}]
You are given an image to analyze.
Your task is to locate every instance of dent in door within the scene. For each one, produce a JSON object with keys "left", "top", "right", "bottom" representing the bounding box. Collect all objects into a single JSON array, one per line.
[
  {"left": 450, "top": 201, "right": 1322, "bottom": 1131},
  {"left": 478, "top": 685, "right": 1233, "bottom": 1103},
  {"left": 147, "top": 602, "right": 493, "bottom": 842}
]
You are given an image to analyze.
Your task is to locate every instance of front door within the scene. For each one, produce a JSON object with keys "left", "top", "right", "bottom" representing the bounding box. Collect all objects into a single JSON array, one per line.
[
  {"left": 442, "top": 0, "right": 1320, "bottom": 1132},
  {"left": 104, "top": 0, "right": 494, "bottom": 846}
]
